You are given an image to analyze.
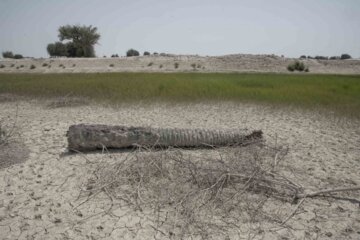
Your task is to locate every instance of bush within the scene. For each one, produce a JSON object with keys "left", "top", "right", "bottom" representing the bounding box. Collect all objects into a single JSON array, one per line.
[
  {"left": 42, "top": 63, "right": 48, "bottom": 67},
  {"left": 47, "top": 42, "right": 68, "bottom": 57},
  {"left": 0, "top": 64, "right": 5, "bottom": 68},
  {"left": 30, "top": 64, "right": 36, "bottom": 69},
  {"left": 2, "top": 51, "right": 14, "bottom": 58},
  {"left": 153, "top": 52, "right": 158, "bottom": 55},
  {"left": 20, "top": 65, "right": 24, "bottom": 68},
  {"left": 287, "top": 64, "right": 295, "bottom": 72},
  {"left": 126, "top": 49, "right": 140, "bottom": 57},
  {"left": 287, "top": 61, "right": 307, "bottom": 72},
  {"left": 299, "top": 55, "right": 307, "bottom": 59},
  {"left": 109, "top": 64, "right": 114, "bottom": 67},
  {"left": 295, "top": 61, "right": 305, "bottom": 71},
  {"left": 2, "top": 51, "right": 23, "bottom": 59},
  {"left": 10, "top": 64, "right": 15, "bottom": 67},
  {"left": 330, "top": 56, "right": 340, "bottom": 60},
  {"left": 111, "top": 54, "right": 119, "bottom": 58},
  {"left": 143, "top": 51, "right": 150, "bottom": 56},
  {"left": 174, "top": 62, "right": 179, "bottom": 69},
  {"left": 13, "top": 54, "right": 23, "bottom": 59},
  {"left": 147, "top": 62, "right": 153, "bottom": 67},
  {"left": 315, "top": 56, "right": 328, "bottom": 60},
  {"left": 191, "top": 63, "right": 196, "bottom": 69},
  {"left": 340, "top": 54, "right": 352, "bottom": 60}
]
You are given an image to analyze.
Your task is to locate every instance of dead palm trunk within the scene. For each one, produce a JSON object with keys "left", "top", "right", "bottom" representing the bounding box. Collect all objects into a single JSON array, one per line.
[{"left": 67, "top": 124, "right": 263, "bottom": 151}]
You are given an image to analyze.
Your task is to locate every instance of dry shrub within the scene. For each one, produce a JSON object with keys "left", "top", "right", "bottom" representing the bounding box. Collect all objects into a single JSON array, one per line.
[
  {"left": 0, "top": 107, "right": 28, "bottom": 169},
  {"left": 0, "top": 107, "right": 18, "bottom": 146},
  {"left": 0, "top": 121, "right": 10, "bottom": 145},
  {"left": 84, "top": 144, "right": 301, "bottom": 238}
]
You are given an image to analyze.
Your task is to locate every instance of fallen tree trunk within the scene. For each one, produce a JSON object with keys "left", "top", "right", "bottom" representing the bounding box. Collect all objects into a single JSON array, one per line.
[{"left": 67, "top": 124, "right": 263, "bottom": 151}]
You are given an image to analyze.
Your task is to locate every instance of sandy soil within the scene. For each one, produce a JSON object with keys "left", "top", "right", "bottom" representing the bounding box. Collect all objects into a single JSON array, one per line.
[
  {"left": 1, "top": 54, "right": 360, "bottom": 74},
  {"left": 0, "top": 99, "right": 359, "bottom": 239}
]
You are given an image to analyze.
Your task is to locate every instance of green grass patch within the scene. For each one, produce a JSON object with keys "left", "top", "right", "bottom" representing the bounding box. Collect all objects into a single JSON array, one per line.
[{"left": 0, "top": 72, "right": 359, "bottom": 117}]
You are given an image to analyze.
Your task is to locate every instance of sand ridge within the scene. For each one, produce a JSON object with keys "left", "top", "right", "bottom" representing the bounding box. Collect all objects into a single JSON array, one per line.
[{"left": 1, "top": 54, "right": 360, "bottom": 74}]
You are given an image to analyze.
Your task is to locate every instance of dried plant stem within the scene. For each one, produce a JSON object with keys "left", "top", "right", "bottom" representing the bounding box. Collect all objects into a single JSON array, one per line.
[
  {"left": 297, "top": 186, "right": 360, "bottom": 199},
  {"left": 280, "top": 198, "right": 306, "bottom": 226}
]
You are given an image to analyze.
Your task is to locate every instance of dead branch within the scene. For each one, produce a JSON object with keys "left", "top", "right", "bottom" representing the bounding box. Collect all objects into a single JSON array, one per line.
[{"left": 297, "top": 186, "right": 360, "bottom": 199}]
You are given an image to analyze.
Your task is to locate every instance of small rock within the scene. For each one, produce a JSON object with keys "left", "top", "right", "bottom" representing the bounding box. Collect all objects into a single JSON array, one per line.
[
  {"left": 54, "top": 218, "right": 62, "bottom": 223},
  {"left": 325, "top": 232, "right": 332, "bottom": 237}
]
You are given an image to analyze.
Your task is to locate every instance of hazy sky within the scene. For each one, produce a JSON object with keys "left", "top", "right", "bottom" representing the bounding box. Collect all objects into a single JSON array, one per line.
[{"left": 0, "top": 0, "right": 359, "bottom": 58}]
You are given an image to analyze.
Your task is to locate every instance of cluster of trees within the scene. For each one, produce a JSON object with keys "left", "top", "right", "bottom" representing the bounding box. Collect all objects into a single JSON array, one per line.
[
  {"left": 46, "top": 25, "right": 157, "bottom": 58},
  {"left": 44, "top": 25, "right": 356, "bottom": 59},
  {"left": 125, "top": 50, "right": 171, "bottom": 57},
  {"left": 300, "top": 54, "right": 352, "bottom": 60},
  {"left": 47, "top": 25, "right": 100, "bottom": 58},
  {"left": 110, "top": 50, "right": 156, "bottom": 57},
  {"left": 2, "top": 51, "right": 23, "bottom": 59}
]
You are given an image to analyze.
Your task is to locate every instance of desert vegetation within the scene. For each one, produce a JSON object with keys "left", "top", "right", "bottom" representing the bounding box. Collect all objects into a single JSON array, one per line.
[
  {"left": 0, "top": 118, "right": 12, "bottom": 146},
  {"left": 340, "top": 53, "right": 352, "bottom": 60},
  {"left": 301, "top": 54, "right": 352, "bottom": 60},
  {"left": 0, "top": 72, "right": 359, "bottom": 117},
  {"left": 126, "top": 48, "right": 140, "bottom": 57},
  {"left": 2, "top": 51, "right": 23, "bottom": 59},
  {"left": 287, "top": 61, "right": 309, "bottom": 72},
  {"left": 47, "top": 25, "right": 100, "bottom": 57}
]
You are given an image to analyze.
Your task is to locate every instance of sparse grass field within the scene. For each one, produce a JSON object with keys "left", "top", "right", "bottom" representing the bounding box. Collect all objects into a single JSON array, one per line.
[{"left": 0, "top": 72, "right": 359, "bottom": 117}]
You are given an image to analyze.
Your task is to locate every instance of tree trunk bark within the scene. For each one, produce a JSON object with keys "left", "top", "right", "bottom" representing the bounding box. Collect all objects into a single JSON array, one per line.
[{"left": 67, "top": 124, "right": 263, "bottom": 151}]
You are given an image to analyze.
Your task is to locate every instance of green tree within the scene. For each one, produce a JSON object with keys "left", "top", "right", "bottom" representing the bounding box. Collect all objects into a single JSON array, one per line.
[
  {"left": 340, "top": 54, "right": 352, "bottom": 60},
  {"left": 47, "top": 42, "right": 68, "bottom": 57},
  {"left": 2, "top": 51, "right": 14, "bottom": 58},
  {"left": 58, "top": 25, "right": 100, "bottom": 57},
  {"left": 13, "top": 54, "right": 23, "bottom": 59},
  {"left": 126, "top": 49, "right": 140, "bottom": 57}
]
